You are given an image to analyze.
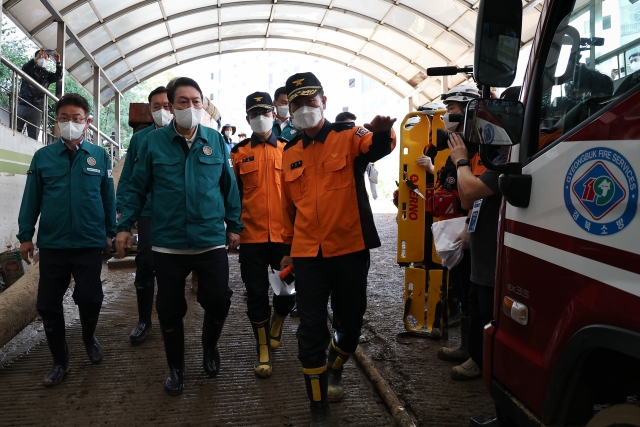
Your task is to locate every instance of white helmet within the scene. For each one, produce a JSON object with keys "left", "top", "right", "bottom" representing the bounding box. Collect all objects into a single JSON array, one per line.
[
  {"left": 441, "top": 84, "right": 480, "bottom": 104},
  {"left": 418, "top": 102, "right": 446, "bottom": 116}
]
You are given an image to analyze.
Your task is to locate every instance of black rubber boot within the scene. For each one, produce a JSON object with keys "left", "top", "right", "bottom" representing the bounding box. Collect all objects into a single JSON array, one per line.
[
  {"left": 270, "top": 311, "right": 287, "bottom": 350},
  {"left": 160, "top": 321, "right": 184, "bottom": 396},
  {"left": 448, "top": 299, "right": 461, "bottom": 327},
  {"left": 327, "top": 340, "right": 350, "bottom": 403},
  {"left": 438, "top": 315, "right": 470, "bottom": 362},
  {"left": 130, "top": 285, "right": 154, "bottom": 342},
  {"left": 202, "top": 312, "right": 224, "bottom": 378},
  {"left": 303, "top": 367, "right": 330, "bottom": 427},
  {"left": 79, "top": 306, "right": 103, "bottom": 364},
  {"left": 250, "top": 315, "right": 272, "bottom": 378},
  {"left": 431, "top": 301, "right": 442, "bottom": 340},
  {"left": 42, "top": 318, "right": 70, "bottom": 387}
]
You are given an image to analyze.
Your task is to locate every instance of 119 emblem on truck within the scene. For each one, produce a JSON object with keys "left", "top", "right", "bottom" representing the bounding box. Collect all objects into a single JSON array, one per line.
[{"left": 564, "top": 147, "right": 637, "bottom": 236}]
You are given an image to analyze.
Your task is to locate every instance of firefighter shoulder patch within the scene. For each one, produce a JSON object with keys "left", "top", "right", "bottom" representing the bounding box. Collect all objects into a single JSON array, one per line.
[{"left": 355, "top": 127, "right": 370, "bottom": 138}]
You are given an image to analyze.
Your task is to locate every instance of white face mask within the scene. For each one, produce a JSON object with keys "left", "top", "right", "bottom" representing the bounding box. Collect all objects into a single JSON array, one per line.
[
  {"left": 173, "top": 107, "right": 203, "bottom": 129},
  {"left": 276, "top": 105, "right": 290, "bottom": 118},
  {"left": 37, "top": 58, "right": 47, "bottom": 67},
  {"left": 292, "top": 106, "right": 323, "bottom": 129},
  {"left": 59, "top": 121, "right": 86, "bottom": 141},
  {"left": 250, "top": 115, "right": 273, "bottom": 134},
  {"left": 151, "top": 109, "right": 173, "bottom": 127},
  {"left": 442, "top": 113, "right": 453, "bottom": 130},
  {"left": 224, "top": 130, "right": 232, "bottom": 137},
  {"left": 630, "top": 60, "right": 640, "bottom": 73}
]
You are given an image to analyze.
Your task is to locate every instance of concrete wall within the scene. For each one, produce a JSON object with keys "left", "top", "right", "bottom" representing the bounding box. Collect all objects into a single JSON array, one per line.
[{"left": 0, "top": 125, "right": 43, "bottom": 251}]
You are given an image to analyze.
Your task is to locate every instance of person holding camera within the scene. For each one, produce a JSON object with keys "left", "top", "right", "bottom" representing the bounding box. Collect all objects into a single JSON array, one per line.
[
  {"left": 415, "top": 87, "right": 484, "bottom": 370},
  {"left": 18, "top": 48, "right": 62, "bottom": 140},
  {"left": 447, "top": 129, "right": 507, "bottom": 386}
]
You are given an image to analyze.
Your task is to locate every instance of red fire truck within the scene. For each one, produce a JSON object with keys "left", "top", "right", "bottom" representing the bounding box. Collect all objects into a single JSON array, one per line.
[{"left": 441, "top": 0, "right": 640, "bottom": 425}]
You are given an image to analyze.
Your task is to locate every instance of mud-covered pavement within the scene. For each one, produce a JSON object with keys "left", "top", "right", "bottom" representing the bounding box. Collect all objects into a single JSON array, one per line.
[
  {"left": 0, "top": 213, "right": 494, "bottom": 426},
  {"left": 364, "top": 214, "right": 496, "bottom": 426}
]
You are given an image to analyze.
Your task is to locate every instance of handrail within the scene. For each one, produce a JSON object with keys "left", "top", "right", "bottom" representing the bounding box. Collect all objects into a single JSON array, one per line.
[
  {"left": 0, "top": 54, "right": 120, "bottom": 152},
  {"left": 0, "top": 55, "right": 58, "bottom": 101},
  {"left": 595, "top": 38, "right": 640, "bottom": 65},
  {"left": 88, "top": 124, "right": 119, "bottom": 147}
]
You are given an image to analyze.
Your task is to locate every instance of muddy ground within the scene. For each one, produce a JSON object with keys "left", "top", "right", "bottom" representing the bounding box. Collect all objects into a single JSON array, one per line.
[
  {"left": 364, "top": 213, "right": 496, "bottom": 426},
  {"left": 0, "top": 213, "right": 495, "bottom": 426}
]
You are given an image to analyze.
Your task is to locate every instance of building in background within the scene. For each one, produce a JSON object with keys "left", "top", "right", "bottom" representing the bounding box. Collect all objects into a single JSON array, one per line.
[
  {"left": 177, "top": 51, "right": 407, "bottom": 209},
  {"left": 181, "top": 51, "right": 408, "bottom": 138}
]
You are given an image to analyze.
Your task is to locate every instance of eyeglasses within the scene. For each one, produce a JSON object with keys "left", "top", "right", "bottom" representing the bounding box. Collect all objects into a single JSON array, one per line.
[
  {"left": 57, "top": 116, "right": 87, "bottom": 124},
  {"left": 248, "top": 109, "right": 273, "bottom": 119}
]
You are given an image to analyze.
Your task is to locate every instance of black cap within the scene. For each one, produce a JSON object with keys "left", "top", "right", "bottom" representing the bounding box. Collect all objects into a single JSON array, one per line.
[
  {"left": 246, "top": 91, "right": 274, "bottom": 112},
  {"left": 286, "top": 72, "right": 322, "bottom": 102}
]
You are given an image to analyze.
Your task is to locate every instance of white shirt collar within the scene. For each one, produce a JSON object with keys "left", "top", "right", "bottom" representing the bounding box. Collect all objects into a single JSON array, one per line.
[{"left": 173, "top": 122, "right": 198, "bottom": 143}]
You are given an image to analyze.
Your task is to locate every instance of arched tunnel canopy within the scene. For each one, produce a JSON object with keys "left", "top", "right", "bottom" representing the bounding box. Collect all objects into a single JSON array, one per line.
[{"left": 3, "top": 0, "right": 543, "bottom": 106}]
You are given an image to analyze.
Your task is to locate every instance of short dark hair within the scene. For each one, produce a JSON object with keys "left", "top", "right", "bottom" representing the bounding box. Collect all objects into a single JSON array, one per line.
[
  {"left": 500, "top": 86, "right": 521, "bottom": 100},
  {"left": 335, "top": 111, "right": 356, "bottom": 122},
  {"left": 148, "top": 86, "right": 167, "bottom": 104},
  {"left": 33, "top": 50, "right": 41, "bottom": 58},
  {"left": 274, "top": 86, "right": 287, "bottom": 102},
  {"left": 55, "top": 93, "right": 90, "bottom": 115},
  {"left": 167, "top": 77, "right": 203, "bottom": 104}
]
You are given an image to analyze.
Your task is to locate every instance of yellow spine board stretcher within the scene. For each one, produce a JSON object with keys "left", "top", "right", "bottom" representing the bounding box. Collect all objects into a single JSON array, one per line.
[
  {"left": 429, "top": 109, "right": 449, "bottom": 340},
  {"left": 397, "top": 111, "right": 428, "bottom": 264},
  {"left": 398, "top": 110, "right": 449, "bottom": 339}
]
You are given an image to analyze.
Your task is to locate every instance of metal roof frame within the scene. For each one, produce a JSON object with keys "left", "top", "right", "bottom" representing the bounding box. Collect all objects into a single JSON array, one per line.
[{"left": 2, "top": 0, "right": 543, "bottom": 104}]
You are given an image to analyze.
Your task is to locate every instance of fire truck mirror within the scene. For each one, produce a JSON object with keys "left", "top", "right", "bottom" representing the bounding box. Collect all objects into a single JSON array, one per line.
[
  {"left": 542, "top": 20, "right": 581, "bottom": 94},
  {"left": 473, "top": 0, "right": 522, "bottom": 88},
  {"left": 464, "top": 99, "right": 524, "bottom": 146}
]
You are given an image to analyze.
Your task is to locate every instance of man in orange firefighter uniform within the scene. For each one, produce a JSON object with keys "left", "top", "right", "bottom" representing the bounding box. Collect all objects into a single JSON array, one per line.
[
  {"left": 280, "top": 72, "right": 396, "bottom": 426},
  {"left": 230, "top": 92, "right": 295, "bottom": 378}
]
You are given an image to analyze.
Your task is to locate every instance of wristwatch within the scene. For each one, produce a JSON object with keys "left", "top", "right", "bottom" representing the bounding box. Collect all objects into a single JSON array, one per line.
[{"left": 456, "top": 159, "right": 471, "bottom": 169}]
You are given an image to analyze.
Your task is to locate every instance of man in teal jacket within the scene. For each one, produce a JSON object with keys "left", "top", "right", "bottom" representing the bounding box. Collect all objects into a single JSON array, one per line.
[
  {"left": 116, "top": 85, "right": 171, "bottom": 343},
  {"left": 272, "top": 86, "right": 298, "bottom": 141},
  {"left": 115, "top": 77, "right": 243, "bottom": 396},
  {"left": 17, "top": 93, "right": 116, "bottom": 387}
]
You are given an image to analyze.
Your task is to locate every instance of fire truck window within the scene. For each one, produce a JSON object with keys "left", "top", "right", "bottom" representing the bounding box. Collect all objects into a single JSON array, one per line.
[{"left": 534, "top": 0, "right": 640, "bottom": 155}]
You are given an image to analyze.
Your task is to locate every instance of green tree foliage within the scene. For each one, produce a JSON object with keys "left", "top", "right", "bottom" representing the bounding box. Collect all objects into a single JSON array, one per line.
[
  {"left": 100, "top": 72, "right": 175, "bottom": 149},
  {"left": 0, "top": 18, "right": 175, "bottom": 150},
  {"left": 0, "top": 18, "right": 37, "bottom": 107}
]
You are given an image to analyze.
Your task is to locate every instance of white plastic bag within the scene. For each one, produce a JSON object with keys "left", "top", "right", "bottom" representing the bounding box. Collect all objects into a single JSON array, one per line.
[
  {"left": 269, "top": 270, "right": 296, "bottom": 296},
  {"left": 368, "top": 164, "right": 379, "bottom": 184},
  {"left": 431, "top": 217, "right": 467, "bottom": 270}
]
